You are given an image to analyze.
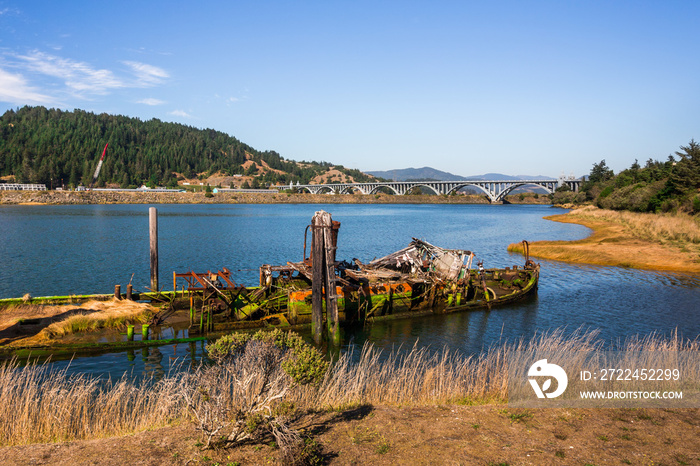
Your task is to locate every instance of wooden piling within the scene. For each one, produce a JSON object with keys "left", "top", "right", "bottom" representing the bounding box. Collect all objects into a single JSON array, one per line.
[
  {"left": 149, "top": 207, "right": 159, "bottom": 291},
  {"left": 126, "top": 284, "right": 133, "bottom": 300},
  {"left": 310, "top": 210, "right": 341, "bottom": 346},
  {"left": 114, "top": 284, "right": 121, "bottom": 300},
  {"left": 311, "top": 212, "right": 325, "bottom": 345},
  {"left": 322, "top": 220, "right": 340, "bottom": 346},
  {"left": 141, "top": 323, "right": 149, "bottom": 340},
  {"left": 127, "top": 324, "right": 134, "bottom": 341}
]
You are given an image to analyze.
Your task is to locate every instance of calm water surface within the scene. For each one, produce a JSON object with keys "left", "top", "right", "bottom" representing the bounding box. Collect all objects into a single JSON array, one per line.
[{"left": 1, "top": 203, "right": 698, "bottom": 378}]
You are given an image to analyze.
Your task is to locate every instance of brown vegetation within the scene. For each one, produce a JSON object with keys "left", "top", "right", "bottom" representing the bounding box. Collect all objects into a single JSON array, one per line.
[
  {"left": 0, "top": 300, "right": 157, "bottom": 346},
  {"left": 0, "top": 329, "right": 697, "bottom": 466},
  {"left": 509, "top": 206, "right": 700, "bottom": 272},
  {"left": 1, "top": 404, "right": 698, "bottom": 465}
]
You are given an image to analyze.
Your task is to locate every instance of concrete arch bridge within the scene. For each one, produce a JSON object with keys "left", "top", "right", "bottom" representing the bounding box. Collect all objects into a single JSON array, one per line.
[{"left": 278, "top": 179, "right": 581, "bottom": 203}]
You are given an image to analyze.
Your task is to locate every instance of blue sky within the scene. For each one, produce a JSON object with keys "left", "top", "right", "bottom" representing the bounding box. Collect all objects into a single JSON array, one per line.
[{"left": 1, "top": 1, "right": 698, "bottom": 178}]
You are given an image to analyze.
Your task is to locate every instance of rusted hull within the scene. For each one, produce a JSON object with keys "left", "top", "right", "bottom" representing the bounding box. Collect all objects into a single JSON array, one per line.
[{"left": 247, "top": 265, "right": 540, "bottom": 328}]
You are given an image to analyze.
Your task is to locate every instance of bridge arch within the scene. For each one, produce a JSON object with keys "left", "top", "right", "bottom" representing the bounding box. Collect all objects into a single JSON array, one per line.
[
  {"left": 495, "top": 182, "right": 555, "bottom": 201},
  {"left": 444, "top": 183, "right": 496, "bottom": 201},
  {"left": 407, "top": 183, "right": 440, "bottom": 195},
  {"left": 368, "top": 184, "right": 400, "bottom": 195}
]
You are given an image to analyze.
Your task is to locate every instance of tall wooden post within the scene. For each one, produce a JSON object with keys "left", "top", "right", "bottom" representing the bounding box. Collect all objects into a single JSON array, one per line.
[
  {"left": 149, "top": 207, "right": 159, "bottom": 291},
  {"left": 310, "top": 210, "right": 340, "bottom": 346},
  {"left": 323, "top": 222, "right": 340, "bottom": 346},
  {"left": 311, "top": 211, "right": 325, "bottom": 345}
]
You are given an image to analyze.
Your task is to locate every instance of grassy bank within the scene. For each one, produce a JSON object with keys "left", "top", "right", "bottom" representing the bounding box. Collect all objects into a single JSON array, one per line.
[
  {"left": 0, "top": 300, "right": 157, "bottom": 347},
  {"left": 509, "top": 206, "right": 700, "bottom": 272},
  {"left": 0, "top": 329, "right": 696, "bottom": 447}
]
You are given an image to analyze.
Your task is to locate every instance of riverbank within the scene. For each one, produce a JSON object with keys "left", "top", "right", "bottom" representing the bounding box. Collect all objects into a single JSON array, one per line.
[
  {"left": 1, "top": 404, "right": 697, "bottom": 465},
  {"left": 509, "top": 206, "right": 700, "bottom": 273},
  {"left": 1, "top": 328, "right": 698, "bottom": 465},
  {"left": 0, "top": 190, "right": 553, "bottom": 205}
]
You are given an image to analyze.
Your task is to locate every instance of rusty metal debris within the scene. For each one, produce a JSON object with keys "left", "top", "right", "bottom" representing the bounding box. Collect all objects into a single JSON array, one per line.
[{"left": 172, "top": 212, "right": 540, "bottom": 339}]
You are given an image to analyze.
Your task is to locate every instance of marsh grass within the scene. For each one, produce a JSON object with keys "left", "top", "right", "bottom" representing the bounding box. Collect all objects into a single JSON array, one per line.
[
  {"left": 0, "top": 329, "right": 697, "bottom": 446},
  {"left": 0, "top": 299, "right": 157, "bottom": 341},
  {"left": 509, "top": 206, "right": 700, "bottom": 271},
  {"left": 568, "top": 206, "right": 700, "bottom": 245},
  {"left": 0, "top": 359, "right": 186, "bottom": 445},
  {"left": 42, "top": 300, "right": 156, "bottom": 339}
]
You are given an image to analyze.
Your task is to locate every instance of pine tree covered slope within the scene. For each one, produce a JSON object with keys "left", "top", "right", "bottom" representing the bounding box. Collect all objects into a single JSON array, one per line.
[{"left": 0, "top": 106, "right": 374, "bottom": 188}]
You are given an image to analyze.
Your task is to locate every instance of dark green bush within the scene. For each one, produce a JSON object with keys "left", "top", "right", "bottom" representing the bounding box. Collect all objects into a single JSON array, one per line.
[{"left": 207, "top": 329, "right": 328, "bottom": 385}]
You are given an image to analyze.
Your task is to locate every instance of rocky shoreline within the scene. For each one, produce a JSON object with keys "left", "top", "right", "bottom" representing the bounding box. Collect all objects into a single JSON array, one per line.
[{"left": 0, "top": 190, "right": 551, "bottom": 205}]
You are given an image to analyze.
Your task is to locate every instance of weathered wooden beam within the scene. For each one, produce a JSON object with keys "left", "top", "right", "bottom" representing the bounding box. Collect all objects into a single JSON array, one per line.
[
  {"left": 323, "top": 217, "right": 340, "bottom": 346},
  {"left": 311, "top": 211, "right": 326, "bottom": 344},
  {"left": 149, "top": 207, "right": 159, "bottom": 291}
]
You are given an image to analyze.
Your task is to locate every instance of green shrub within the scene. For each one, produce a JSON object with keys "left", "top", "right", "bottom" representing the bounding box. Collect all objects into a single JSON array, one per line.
[
  {"left": 207, "top": 329, "right": 328, "bottom": 385},
  {"left": 599, "top": 186, "right": 614, "bottom": 198}
]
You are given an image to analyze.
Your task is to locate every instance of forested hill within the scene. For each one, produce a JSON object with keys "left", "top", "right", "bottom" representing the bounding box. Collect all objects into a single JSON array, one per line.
[{"left": 0, "top": 106, "right": 374, "bottom": 188}]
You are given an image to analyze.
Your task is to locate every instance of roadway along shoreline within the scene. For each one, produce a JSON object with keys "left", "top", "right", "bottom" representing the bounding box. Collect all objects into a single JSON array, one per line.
[{"left": 0, "top": 190, "right": 552, "bottom": 205}]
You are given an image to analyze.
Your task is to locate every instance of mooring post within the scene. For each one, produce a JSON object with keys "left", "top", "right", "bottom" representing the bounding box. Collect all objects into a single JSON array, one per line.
[
  {"left": 114, "top": 284, "right": 121, "bottom": 300},
  {"left": 322, "top": 218, "right": 340, "bottom": 346},
  {"left": 126, "top": 284, "right": 133, "bottom": 300},
  {"left": 149, "top": 207, "right": 159, "bottom": 292},
  {"left": 141, "top": 323, "right": 149, "bottom": 340},
  {"left": 311, "top": 211, "right": 326, "bottom": 345},
  {"left": 127, "top": 324, "right": 134, "bottom": 341}
]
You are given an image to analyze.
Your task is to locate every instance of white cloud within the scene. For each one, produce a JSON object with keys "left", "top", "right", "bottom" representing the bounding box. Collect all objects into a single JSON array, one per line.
[
  {"left": 137, "top": 98, "right": 165, "bottom": 106},
  {"left": 0, "top": 67, "right": 55, "bottom": 105},
  {"left": 169, "top": 109, "right": 191, "bottom": 118},
  {"left": 123, "top": 61, "right": 169, "bottom": 86},
  {"left": 17, "top": 50, "right": 125, "bottom": 95},
  {"left": 2, "top": 50, "right": 171, "bottom": 104}
]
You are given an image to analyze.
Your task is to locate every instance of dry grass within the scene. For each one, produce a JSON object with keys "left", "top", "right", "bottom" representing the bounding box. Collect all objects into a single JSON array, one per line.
[
  {"left": 0, "top": 360, "right": 186, "bottom": 445},
  {"left": 38, "top": 300, "right": 155, "bottom": 339},
  {"left": 295, "top": 328, "right": 699, "bottom": 409},
  {"left": 567, "top": 206, "right": 700, "bottom": 245},
  {"left": 0, "top": 329, "right": 697, "bottom": 446},
  {"left": 509, "top": 206, "right": 700, "bottom": 272},
  {"left": 0, "top": 300, "right": 156, "bottom": 345}
]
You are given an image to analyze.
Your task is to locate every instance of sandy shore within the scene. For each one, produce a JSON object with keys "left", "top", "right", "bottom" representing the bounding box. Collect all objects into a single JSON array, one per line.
[{"left": 509, "top": 207, "right": 700, "bottom": 273}]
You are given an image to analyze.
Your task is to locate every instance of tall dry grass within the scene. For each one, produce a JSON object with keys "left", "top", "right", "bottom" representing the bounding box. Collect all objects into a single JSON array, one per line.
[
  {"left": 0, "top": 360, "right": 187, "bottom": 445},
  {"left": 0, "top": 329, "right": 697, "bottom": 446},
  {"left": 294, "top": 328, "right": 604, "bottom": 408},
  {"left": 569, "top": 206, "right": 700, "bottom": 245}
]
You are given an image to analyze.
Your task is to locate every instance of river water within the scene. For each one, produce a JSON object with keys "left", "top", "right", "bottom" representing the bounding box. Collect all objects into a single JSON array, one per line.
[{"left": 1, "top": 203, "right": 699, "bottom": 379}]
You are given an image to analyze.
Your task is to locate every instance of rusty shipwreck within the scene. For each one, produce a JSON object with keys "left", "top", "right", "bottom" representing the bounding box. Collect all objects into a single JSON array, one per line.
[{"left": 176, "top": 211, "right": 540, "bottom": 342}]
